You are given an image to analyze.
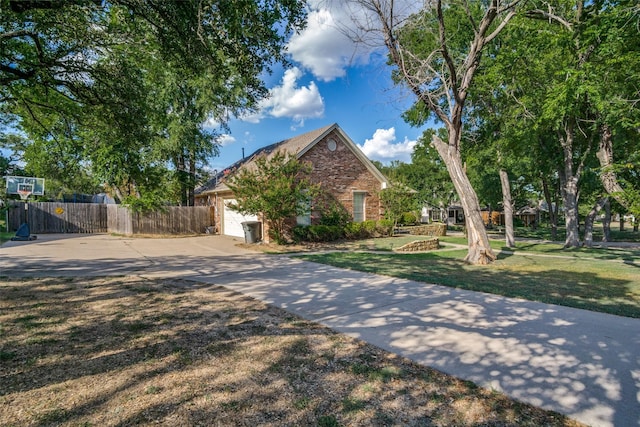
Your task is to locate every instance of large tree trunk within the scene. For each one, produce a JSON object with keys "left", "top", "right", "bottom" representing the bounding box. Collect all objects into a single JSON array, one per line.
[
  {"left": 433, "top": 135, "right": 496, "bottom": 264},
  {"left": 596, "top": 124, "right": 629, "bottom": 209},
  {"left": 188, "top": 151, "right": 196, "bottom": 206},
  {"left": 559, "top": 125, "right": 581, "bottom": 248},
  {"left": 560, "top": 172, "right": 581, "bottom": 247},
  {"left": 583, "top": 197, "right": 607, "bottom": 248},
  {"left": 356, "top": 0, "right": 518, "bottom": 263},
  {"left": 113, "top": 186, "right": 125, "bottom": 204},
  {"left": 499, "top": 169, "right": 515, "bottom": 248},
  {"left": 176, "top": 153, "right": 188, "bottom": 206},
  {"left": 602, "top": 198, "right": 611, "bottom": 242},
  {"left": 541, "top": 174, "right": 559, "bottom": 240}
]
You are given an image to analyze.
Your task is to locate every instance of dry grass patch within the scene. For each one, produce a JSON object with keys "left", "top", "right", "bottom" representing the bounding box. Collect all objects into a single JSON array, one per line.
[{"left": 0, "top": 276, "right": 583, "bottom": 426}]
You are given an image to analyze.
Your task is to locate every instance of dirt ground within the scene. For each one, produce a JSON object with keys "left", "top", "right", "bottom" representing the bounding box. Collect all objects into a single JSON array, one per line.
[{"left": 0, "top": 276, "right": 584, "bottom": 426}]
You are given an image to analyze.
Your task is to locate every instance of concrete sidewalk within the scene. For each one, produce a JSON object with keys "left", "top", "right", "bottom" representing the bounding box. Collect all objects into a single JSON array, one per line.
[
  {"left": 197, "top": 255, "right": 640, "bottom": 427},
  {"left": 2, "top": 234, "right": 639, "bottom": 426}
]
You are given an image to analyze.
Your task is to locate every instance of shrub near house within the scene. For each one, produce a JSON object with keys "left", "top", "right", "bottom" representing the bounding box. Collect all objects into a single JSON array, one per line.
[{"left": 292, "top": 219, "right": 394, "bottom": 243}]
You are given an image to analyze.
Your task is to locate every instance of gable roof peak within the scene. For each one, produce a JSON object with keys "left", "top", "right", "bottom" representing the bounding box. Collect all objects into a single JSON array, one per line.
[{"left": 195, "top": 123, "right": 388, "bottom": 195}]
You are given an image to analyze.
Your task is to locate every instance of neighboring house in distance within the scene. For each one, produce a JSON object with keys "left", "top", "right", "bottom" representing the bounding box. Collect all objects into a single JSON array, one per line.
[
  {"left": 422, "top": 205, "right": 466, "bottom": 226},
  {"left": 481, "top": 207, "right": 541, "bottom": 227},
  {"left": 195, "top": 123, "right": 389, "bottom": 241}
]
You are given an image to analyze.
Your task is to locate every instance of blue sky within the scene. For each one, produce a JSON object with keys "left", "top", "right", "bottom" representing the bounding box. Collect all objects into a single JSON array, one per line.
[{"left": 206, "top": 1, "right": 431, "bottom": 172}]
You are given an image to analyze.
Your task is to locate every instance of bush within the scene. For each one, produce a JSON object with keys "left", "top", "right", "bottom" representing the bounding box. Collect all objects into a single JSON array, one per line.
[
  {"left": 292, "top": 225, "right": 343, "bottom": 242},
  {"left": 362, "top": 220, "right": 377, "bottom": 236},
  {"left": 310, "top": 225, "right": 343, "bottom": 242},
  {"left": 401, "top": 212, "right": 418, "bottom": 226},
  {"left": 343, "top": 220, "right": 395, "bottom": 239},
  {"left": 319, "top": 202, "right": 351, "bottom": 227},
  {"left": 344, "top": 222, "right": 366, "bottom": 240},
  {"left": 292, "top": 225, "right": 309, "bottom": 243},
  {"left": 295, "top": 219, "right": 396, "bottom": 242},
  {"left": 376, "top": 219, "right": 394, "bottom": 237}
]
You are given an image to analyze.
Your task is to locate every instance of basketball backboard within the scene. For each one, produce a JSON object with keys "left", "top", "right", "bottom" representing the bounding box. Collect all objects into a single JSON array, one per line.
[{"left": 5, "top": 176, "right": 45, "bottom": 196}]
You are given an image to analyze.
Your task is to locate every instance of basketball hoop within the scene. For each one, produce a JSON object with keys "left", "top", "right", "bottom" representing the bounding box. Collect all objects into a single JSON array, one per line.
[
  {"left": 18, "top": 189, "right": 32, "bottom": 201},
  {"left": 17, "top": 183, "right": 33, "bottom": 201},
  {"left": 5, "top": 176, "right": 44, "bottom": 199}
]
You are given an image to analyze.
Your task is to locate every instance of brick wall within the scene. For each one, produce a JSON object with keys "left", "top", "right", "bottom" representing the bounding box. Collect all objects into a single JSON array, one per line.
[
  {"left": 401, "top": 223, "right": 447, "bottom": 236},
  {"left": 302, "top": 130, "right": 384, "bottom": 222},
  {"left": 395, "top": 238, "right": 440, "bottom": 252}
]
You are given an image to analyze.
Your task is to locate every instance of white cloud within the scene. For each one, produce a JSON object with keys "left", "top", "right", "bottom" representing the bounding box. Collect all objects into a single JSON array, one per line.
[
  {"left": 256, "top": 67, "right": 324, "bottom": 127},
  {"left": 203, "top": 116, "right": 221, "bottom": 129},
  {"left": 218, "top": 134, "right": 236, "bottom": 147},
  {"left": 359, "top": 127, "right": 416, "bottom": 164},
  {"left": 239, "top": 111, "right": 264, "bottom": 124},
  {"left": 288, "top": 9, "right": 353, "bottom": 81},
  {"left": 287, "top": 1, "right": 422, "bottom": 82}
]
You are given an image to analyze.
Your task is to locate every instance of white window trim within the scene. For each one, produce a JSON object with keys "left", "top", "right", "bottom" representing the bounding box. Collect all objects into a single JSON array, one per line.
[
  {"left": 296, "top": 191, "right": 312, "bottom": 226},
  {"left": 353, "top": 191, "right": 366, "bottom": 223}
]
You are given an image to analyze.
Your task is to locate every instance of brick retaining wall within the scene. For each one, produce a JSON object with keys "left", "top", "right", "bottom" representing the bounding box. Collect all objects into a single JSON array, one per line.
[
  {"left": 395, "top": 238, "right": 440, "bottom": 252},
  {"left": 399, "top": 223, "right": 447, "bottom": 236}
]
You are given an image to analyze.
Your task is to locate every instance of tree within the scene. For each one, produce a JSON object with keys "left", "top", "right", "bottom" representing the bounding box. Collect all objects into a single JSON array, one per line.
[
  {"left": 379, "top": 184, "right": 417, "bottom": 229},
  {"left": 377, "top": 130, "right": 456, "bottom": 223},
  {"left": 226, "top": 151, "right": 318, "bottom": 245},
  {"left": 347, "top": 0, "right": 520, "bottom": 263},
  {"left": 404, "top": 130, "right": 456, "bottom": 214},
  {"left": 463, "top": 84, "right": 548, "bottom": 247},
  {"left": 498, "top": 169, "right": 515, "bottom": 247},
  {"left": 467, "top": 0, "right": 640, "bottom": 246},
  {"left": 1, "top": 0, "right": 307, "bottom": 206}
]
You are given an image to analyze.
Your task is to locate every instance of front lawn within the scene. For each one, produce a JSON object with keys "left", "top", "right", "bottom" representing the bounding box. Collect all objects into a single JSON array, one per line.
[
  {"left": 0, "top": 276, "right": 583, "bottom": 427},
  {"left": 300, "top": 239, "right": 640, "bottom": 318},
  {"left": 0, "top": 218, "right": 12, "bottom": 244},
  {"left": 0, "top": 231, "right": 12, "bottom": 245},
  {"left": 507, "top": 224, "right": 640, "bottom": 242}
]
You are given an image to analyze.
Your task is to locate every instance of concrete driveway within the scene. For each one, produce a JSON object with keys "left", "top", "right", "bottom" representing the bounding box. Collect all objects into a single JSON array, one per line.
[
  {"left": 0, "top": 233, "right": 252, "bottom": 277},
  {"left": 1, "top": 234, "right": 639, "bottom": 427}
]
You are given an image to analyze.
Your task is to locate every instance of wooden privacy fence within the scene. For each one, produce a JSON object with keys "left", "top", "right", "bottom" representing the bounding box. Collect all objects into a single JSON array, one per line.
[
  {"left": 7, "top": 202, "right": 213, "bottom": 235},
  {"left": 7, "top": 201, "right": 107, "bottom": 233},
  {"left": 106, "top": 205, "right": 213, "bottom": 235}
]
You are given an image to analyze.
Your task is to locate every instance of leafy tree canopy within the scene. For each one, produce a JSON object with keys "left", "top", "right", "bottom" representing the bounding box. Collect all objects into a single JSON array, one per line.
[{"left": 1, "top": 0, "right": 306, "bottom": 207}]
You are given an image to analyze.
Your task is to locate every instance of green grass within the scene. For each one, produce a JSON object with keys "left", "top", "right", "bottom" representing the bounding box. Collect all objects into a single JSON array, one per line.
[
  {"left": 1, "top": 230, "right": 12, "bottom": 245},
  {"left": 0, "top": 226, "right": 15, "bottom": 245},
  {"left": 507, "top": 224, "right": 640, "bottom": 242},
  {"left": 300, "top": 242, "right": 640, "bottom": 318},
  {"left": 439, "top": 235, "right": 640, "bottom": 262},
  {"left": 1, "top": 217, "right": 12, "bottom": 244},
  {"left": 346, "top": 233, "right": 640, "bottom": 261}
]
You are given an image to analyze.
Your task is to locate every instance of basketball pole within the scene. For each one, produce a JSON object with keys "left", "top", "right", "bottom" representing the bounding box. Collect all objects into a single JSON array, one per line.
[{"left": 20, "top": 191, "right": 30, "bottom": 229}]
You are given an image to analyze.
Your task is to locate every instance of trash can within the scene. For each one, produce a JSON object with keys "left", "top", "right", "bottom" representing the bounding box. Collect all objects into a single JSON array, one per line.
[{"left": 241, "top": 221, "right": 262, "bottom": 243}]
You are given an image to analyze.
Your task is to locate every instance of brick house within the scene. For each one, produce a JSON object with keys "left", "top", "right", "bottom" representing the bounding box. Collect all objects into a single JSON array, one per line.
[{"left": 195, "top": 123, "right": 389, "bottom": 241}]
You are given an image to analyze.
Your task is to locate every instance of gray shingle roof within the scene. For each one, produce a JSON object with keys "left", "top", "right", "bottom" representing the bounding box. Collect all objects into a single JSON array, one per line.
[
  {"left": 195, "top": 123, "right": 387, "bottom": 195},
  {"left": 196, "top": 124, "right": 337, "bottom": 195}
]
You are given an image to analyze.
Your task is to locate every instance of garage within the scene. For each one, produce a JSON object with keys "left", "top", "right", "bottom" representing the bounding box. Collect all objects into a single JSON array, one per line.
[{"left": 223, "top": 199, "right": 258, "bottom": 238}]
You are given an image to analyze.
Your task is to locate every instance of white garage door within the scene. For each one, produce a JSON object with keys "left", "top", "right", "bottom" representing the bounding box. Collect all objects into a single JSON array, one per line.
[{"left": 223, "top": 199, "right": 258, "bottom": 238}]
